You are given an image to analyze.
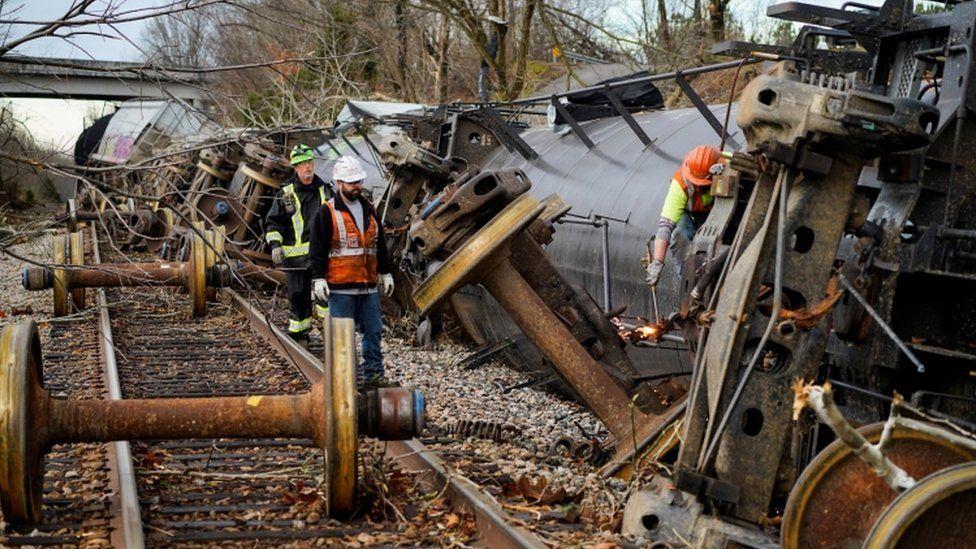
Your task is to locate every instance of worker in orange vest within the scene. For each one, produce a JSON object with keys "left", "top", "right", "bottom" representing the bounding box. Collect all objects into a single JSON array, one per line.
[
  {"left": 309, "top": 156, "right": 394, "bottom": 385},
  {"left": 646, "top": 145, "right": 726, "bottom": 287}
]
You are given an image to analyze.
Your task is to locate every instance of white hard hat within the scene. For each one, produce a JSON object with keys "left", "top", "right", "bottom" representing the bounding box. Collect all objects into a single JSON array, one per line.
[{"left": 332, "top": 155, "right": 367, "bottom": 182}]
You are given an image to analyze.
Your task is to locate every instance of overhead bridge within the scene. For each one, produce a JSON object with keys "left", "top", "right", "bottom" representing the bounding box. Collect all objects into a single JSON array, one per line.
[{"left": 0, "top": 55, "right": 210, "bottom": 105}]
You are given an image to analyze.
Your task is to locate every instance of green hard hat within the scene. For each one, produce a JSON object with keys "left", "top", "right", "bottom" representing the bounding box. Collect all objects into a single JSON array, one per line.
[{"left": 290, "top": 144, "right": 315, "bottom": 165}]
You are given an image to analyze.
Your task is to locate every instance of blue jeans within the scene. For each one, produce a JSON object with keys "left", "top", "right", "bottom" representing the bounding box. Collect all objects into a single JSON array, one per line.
[{"left": 328, "top": 292, "right": 383, "bottom": 379}]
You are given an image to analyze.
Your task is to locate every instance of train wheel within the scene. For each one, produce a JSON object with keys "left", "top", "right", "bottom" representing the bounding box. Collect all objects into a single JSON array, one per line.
[
  {"left": 412, "top": 193, "right": 545, "bottom": 316},
  {"left": 0, "top": 322, "right": 47, "bottom": 524},
  {"left": 324, "top": 315, "right": 358, "bottom": 516},
  {"left": 188, "top": 226, "right": 207, "bottom": 317},
  {"left": 863, "top": 461, "right": 976, "bottom": 548},
  {"left": 781, "top": 422, "right": 976, "bottom": 548},
  {"left": 69, "top": 231, "right": 86, "bottom": 312},
  {"left": 52, "top": 235, "right": 70, "bottom": 317}
]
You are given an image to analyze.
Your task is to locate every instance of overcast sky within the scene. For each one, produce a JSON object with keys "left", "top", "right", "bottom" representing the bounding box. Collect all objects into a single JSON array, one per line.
[{"left": 1, "top": 0, "right": 159, "bottom": 61}]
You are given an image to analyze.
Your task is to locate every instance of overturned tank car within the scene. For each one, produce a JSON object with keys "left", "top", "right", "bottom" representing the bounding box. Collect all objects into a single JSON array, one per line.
[{"left": 351, "top": 1, "right": 976, "bottom": 546}]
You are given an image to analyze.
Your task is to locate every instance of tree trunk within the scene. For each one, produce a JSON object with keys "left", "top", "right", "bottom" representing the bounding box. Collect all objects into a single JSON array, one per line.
[
  {"left": 489, "top": 0, "right": 509, "bottom": 99},
  {"left": 435, "top": 15, "right": 450, "bottom": 103},
  {"left": 656, "top": 0, "right": 672, "bottom": 53},
  {"left": 709, "top": 0, "right": 730, "bottom": 42},
  {"left": 509, "top": 0, "right": 538, "bottom": 99},
  {"left": 394, "top": 0, "right": 410, "bottom": 100}
]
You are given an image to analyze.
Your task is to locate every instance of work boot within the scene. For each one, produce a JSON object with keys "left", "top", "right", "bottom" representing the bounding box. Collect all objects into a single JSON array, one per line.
[
  {"left": 363, "top": 374, "right": 398, "bottom": 389},
  {"left": 287, "top": 331, "right": 310, "bottom": 348}
]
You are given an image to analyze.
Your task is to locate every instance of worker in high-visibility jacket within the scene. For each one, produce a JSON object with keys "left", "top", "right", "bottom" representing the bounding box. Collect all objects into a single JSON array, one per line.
[
  {"left": 646, "top": 145, "right": 728, "bottom": 287},
  {"left": 265, "top": 144, "right": 333, "bottom": 342},
  {"left": 309, "top": 156, "right": 394, "bottom": 384}
]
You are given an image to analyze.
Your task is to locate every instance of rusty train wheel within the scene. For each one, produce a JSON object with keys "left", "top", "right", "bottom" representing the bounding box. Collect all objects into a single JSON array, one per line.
[
  {"left": 195, "top": 159, "right": 232, "bottom": 181},
  {"left": 206, "top": 226, "right": 225, "bottom": 300},
  {"left": 52, "top": 235, "right": 70, "bottom": 317},
  {"left": 191, "top": 188, "right": 247, "bottom": 236},
  {"left": 240, "top": 163, "right": 283, "bottom": 189},
  {"left": 188, "top": 226, "right": 207, "bottom": 317},
  {"left": 0, "top": 321, "right": 47, "bottom": 524},
  {"left": 412, "top": 193, "right": 545, "bottom": 316},
  {"left": 781, "top": 422, "right": 976, "bottom": 549},
  {"left": 69, "top": 231, "right": 86, "bottom": 313},
  {"left": 145, "top": 208, "right": 175, "bottom": 254},
  {"left": 325, "top": 316, "right": 358, "bottom": 516},
  {"left": 863, "top": 461, "right": 976, "bottom": 548},
  {"left": 66, "top": 198, "right": 78, "bottom": 232}
]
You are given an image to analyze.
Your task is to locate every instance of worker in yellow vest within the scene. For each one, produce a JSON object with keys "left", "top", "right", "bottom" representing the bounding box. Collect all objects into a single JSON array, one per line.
[
  {"left": 646, "top": 145, "right": 727, "bottom": 287},
  {"left": 265, "top": 144, "right": 332, "bottom": 343}
]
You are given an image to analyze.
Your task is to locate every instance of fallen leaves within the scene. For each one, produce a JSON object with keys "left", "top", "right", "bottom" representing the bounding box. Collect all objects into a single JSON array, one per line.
[{"left": 516, "top": 475, "right": 582, "bottom": 506}]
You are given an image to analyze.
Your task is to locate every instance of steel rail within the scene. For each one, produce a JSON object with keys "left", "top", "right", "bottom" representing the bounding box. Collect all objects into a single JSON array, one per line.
[
  {"left": 89, "top": 225, "right": 146, "bottom": 549},
  {"left": 223, "top": 288, "right": 546, "bottom": 549}
]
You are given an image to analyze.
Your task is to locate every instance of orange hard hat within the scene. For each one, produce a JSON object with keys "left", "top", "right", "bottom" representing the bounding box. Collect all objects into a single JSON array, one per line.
[{"left": 682, "top": 145, "right": 721, "bottom": 187}]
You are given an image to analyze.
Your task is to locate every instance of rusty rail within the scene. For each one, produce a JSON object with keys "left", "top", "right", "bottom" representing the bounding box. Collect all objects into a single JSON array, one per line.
[
  {"left": 223, "top": 288, "right": 547, "bottom": 549},
  {"left": 90, "top": 225, "right": 147, "bottom": 549}
]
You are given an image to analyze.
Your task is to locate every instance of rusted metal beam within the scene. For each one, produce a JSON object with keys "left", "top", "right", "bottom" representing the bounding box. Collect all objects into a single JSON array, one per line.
[{"left": 411, "top": 191, "right": 681, "bottom": 461}]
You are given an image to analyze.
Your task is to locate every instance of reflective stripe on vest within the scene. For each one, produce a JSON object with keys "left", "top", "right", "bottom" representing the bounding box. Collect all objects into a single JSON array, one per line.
[
  {"left": 281, "top": 184, "right": 328, "bottom": 258},
  {"left": 288, "top": 317, "right": 312, "bottom": 333},
  {"left": 673, "top": 170, "right": 713, "bottom": 214},
  {"left": 324, "top": 198, "right": 379, "bottom": 286}
]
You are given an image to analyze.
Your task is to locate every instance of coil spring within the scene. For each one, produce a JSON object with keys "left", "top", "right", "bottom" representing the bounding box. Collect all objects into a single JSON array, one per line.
[
  {"left": 446, "top": 419, "right": 521, "bottom": 442},
  {"left": 550, "top": 436, "right": 609, "bottom": 466},
  {"left": 799, "top": 69, "right": 854, "bottom": 92}
]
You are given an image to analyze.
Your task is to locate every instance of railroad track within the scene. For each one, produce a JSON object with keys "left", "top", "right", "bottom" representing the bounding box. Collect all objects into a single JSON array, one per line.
[
  {"left": 255, "top": 299, "right": 624, "bottom": 546},
  {"left": 0, "top": 225, "right": 553, "bottom": 547}
]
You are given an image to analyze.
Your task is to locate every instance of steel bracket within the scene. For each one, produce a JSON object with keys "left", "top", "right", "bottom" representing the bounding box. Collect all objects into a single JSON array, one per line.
[
  {"left": 674, "top": 468, "right": 741, "bottom": 510},
  {"left": 766, "top": 142, "right": 833, "bottom": 175},
  {"left": 603, "top": 84, "right": 653, "bottom": 148},
  {"left": 478, "top": 106, "right": 538, "bottom": 160},
  {"left": 550, "top": 95, "right": 595, "bottom": 149},
  {"left": 674, "top": 72, "right": 741, "bottom": 150}
]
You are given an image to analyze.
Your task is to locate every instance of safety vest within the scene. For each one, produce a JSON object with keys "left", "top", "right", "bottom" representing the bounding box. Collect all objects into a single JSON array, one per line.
[
  {"left": 324, "top": 198, "right": 379, "bottom": 286},
  {"left": 673, "top": 169, "right": 713, "bottom": 214},
  {"left": 281, "top": 183, "right": 328, "bottom": 258}
]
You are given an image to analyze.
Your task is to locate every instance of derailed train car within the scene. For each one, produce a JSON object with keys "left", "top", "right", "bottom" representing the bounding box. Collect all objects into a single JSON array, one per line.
[
  {"left": 71, "top": 1, "right": 976, "bottom": 543},
  {"left": 356, "top": 1, "right": 976, "bottom": 545}
]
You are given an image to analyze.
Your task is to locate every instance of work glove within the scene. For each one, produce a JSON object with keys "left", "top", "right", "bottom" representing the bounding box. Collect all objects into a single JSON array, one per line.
[
  {"left": 313, "top": 278, "right": 329, "bottom": 302},
  {"left": 270, "top": 244, "right": 284, "bottom": 266},
  {"left": 381, "top": 273, "right": 395, "bottom": 296},
  {"left": 283, "top": 193, "right": 297, "bottom": 215},
  {"left": 645, "top": 259, "right": 664, "bottom": 287}
]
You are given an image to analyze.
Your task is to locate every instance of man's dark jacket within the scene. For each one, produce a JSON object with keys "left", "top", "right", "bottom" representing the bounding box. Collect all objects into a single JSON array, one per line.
[
  {"left": 265, "top": 174, "right": 331, "bottom": 249},
  {"left": 309, "top": 194, "right": 393, "bottom": 290}
]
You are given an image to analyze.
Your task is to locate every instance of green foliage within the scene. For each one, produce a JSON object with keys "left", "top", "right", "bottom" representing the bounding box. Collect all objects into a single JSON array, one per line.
[
  {"left": 915, "top": 1, "right": 949, "bottom": 14},
  {"left": 750, "top": 20, "right": 796, "bottom": 46}
]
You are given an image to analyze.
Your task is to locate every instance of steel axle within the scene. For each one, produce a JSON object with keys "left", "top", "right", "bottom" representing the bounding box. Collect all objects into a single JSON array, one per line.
[
  {"left": 22, "top": 229, "right": 229, "bottom": 317},
  {"left": 0, "top": 318, "right": 426, "bottom": 524}
]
